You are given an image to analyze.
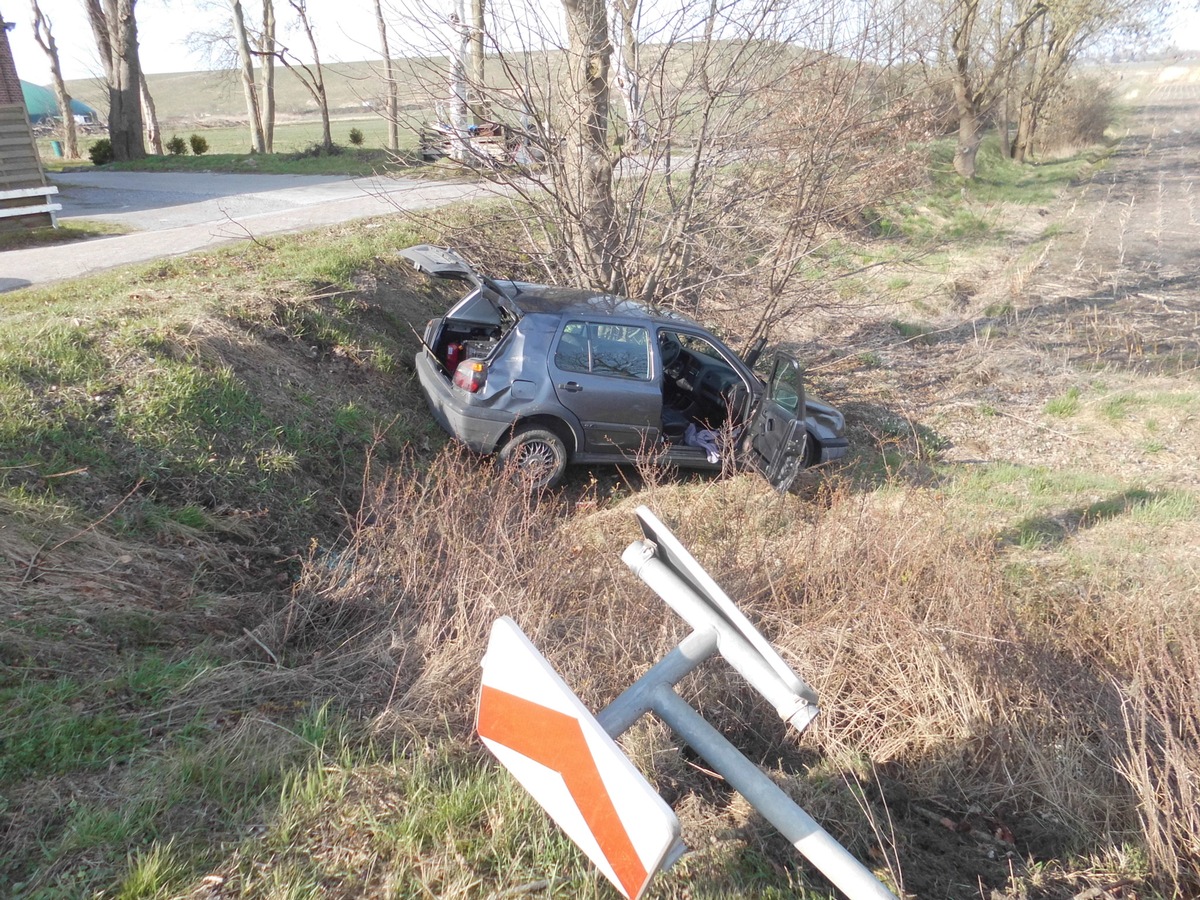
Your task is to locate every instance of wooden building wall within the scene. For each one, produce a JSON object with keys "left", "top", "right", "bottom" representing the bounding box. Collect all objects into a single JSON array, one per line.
[{"left": 1, "top": 11, "right": 57, "bottom": 230}]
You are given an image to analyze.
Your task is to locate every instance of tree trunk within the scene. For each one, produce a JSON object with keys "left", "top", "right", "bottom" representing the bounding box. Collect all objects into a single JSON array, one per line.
[
  {"left": 1012, "top": 99, "right": 1036, "bottom": 163},
  {"left": 261, "top": 0, "right": 276, "bottom": 152},
  {"left": 232, "top": 0, "right": 265, "bottom": 153},
  {"left": 700, "top": 0, "right": 717, "bottom": 94},
  {"left": 954, "top": 102, "right": 982, "bottom": 178},
  {"left": 469, "top": 0, "right": 487, "bottom": 124},
  {"left": 449, "top": 0, "right": 470, "bottom": 161},
  {"left": 612, "top": 0, "right": 646, "bottom": 147},
  {"left": 998, "top": 72, "right": 1011, "bottom": 160},
  {"left": 374, "top": 0, "right": 399, "bottom": 151},
  {"left": 140, "top": 71, "right": 162, "bottom": 154},
  {"left": 561, "top": 0, "right": 618, "bottom": 289},
  {"left": 287, "top": 0, "right": 331, "bottom": 151},
  {"left": 85, "top": 0, "right": 146, "bottom": 161},
  {"left": 950, "top": 0, "right": 981, "bottom": 179},
  {"left": 30, "top": 1, "right": 80, "bottom": 159}
]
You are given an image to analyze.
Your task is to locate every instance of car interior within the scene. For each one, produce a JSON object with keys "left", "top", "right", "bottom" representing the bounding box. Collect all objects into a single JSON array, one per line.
[{"left": 658, "top": 330, "right": 750, "bottom": 444}]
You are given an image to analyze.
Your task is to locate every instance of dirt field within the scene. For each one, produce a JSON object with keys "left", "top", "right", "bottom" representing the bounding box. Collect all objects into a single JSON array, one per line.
[{"left": 816, "top": 63, "right": 1200, "bottom": 496}]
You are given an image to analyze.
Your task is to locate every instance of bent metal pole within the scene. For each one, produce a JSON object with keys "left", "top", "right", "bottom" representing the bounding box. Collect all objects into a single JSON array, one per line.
[
  {"left": 618, "top": 539, "right": 899, "bottom": 900},
  {"left": 649, "top": 685, "right": 898, "bottom": 900}
]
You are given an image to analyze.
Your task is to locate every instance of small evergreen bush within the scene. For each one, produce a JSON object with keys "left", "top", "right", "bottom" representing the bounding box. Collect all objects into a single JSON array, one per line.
[
  {"left": 166, "top": 135, "right": 188, "bottom": 156},
  {"left": 348, "top": 127, "right": 364, "bottom": 146},
  {"left": 88, "top": 138, "right": 114, "bottom": 166},
  {"left": 189, "top": 134, "right": 209, "bottom": 156}
]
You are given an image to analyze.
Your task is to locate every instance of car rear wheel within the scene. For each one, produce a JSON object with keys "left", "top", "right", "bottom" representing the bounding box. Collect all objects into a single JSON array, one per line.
[{"left": 497, "top": 427, "right": 568, "bottom": 490}]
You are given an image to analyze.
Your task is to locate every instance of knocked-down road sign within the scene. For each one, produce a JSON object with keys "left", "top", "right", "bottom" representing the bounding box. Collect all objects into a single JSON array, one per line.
[
  {"left": 477, "top": 508, "right": 898, "bottom": 900},
  {"left": 477, "top": 616, "right": 684, "bottom": 899}
]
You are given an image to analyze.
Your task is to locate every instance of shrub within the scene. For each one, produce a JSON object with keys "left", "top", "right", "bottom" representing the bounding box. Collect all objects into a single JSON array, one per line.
[
  {"left": 188, "top": 134, "right": 209, "bottom": 156},
  {"left": 348, "top": 127, "right": 364, "bottom": 146},
  {"left": 289, "top": 142, "right": 345, "bottom": 159},
  {"left": 166, "top": 135, "right": 188, "bottom": 156},
  {"left": 1038, "top": 75, "right": 1114, "bottom": 154},
  {"left": 88, "top": 138, "right": 114, "bottom": 166}
]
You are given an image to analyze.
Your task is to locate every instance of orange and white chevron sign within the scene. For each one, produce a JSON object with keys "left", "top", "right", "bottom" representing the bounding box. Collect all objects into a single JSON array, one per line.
[{"left": 477, "top": 617, "right": 683, "bottom": 900}]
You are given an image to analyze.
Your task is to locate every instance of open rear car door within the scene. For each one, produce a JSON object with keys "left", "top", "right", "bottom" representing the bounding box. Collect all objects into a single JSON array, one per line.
[{"left": 741, "top": 353, "right": 809, "bottom": 492}]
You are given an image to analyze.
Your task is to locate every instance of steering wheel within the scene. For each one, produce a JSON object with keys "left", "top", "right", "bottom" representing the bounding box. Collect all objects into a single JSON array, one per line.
[{"left": 659, "top": 332, "right": 682, "bottom": 373}]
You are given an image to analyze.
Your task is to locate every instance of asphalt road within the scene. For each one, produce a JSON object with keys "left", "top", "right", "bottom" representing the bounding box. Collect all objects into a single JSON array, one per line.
[{"left": 0, "top": 170, "right": 491, "bottom": 293}]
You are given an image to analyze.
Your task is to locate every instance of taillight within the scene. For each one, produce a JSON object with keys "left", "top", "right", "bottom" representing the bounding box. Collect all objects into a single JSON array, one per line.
[{"left": 453, "top": 359, "right": 488, "bottom": 393}]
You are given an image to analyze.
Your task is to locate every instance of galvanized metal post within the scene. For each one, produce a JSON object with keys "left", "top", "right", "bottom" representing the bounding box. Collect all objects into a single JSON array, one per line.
[
  {"left": 600, "top": 509, "right": 900, "bottom": 900},
  {"left": 649, "top": 685, "right": 898, "bottom": 900},
  {"left": 597, "top": 629, "right": 718, "bottom": 738}
]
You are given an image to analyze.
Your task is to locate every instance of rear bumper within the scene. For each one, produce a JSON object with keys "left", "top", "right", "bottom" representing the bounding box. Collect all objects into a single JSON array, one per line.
[{"left": 416, "top": 352, "right": 514, "bottom": 453}]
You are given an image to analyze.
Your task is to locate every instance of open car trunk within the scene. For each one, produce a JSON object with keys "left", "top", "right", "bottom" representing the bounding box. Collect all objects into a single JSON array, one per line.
[{"left": 400, "top": 245, "right": 519, "bottom": 377}]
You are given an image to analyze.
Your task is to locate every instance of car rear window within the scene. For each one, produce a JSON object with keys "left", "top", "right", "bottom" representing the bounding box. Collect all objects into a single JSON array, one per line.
[{"left": 555, "top": 321, "right": 650, "bottom": 380}]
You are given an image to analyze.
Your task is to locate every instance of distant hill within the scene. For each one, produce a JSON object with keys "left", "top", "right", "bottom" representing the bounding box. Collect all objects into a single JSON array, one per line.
[{"left": 65, "top": 58, "right": 447, "bottom": 125}]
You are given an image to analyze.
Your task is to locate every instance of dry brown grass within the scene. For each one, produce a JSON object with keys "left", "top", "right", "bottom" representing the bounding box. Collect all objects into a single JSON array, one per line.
[{"left": 255, "top": 448, "right": 1198, "bottom": 895}]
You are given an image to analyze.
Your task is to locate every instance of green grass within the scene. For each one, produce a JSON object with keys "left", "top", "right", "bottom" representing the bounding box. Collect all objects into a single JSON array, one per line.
[
  {"left": 0, "top": 217, "right": 441, "bottom": 524},
  {"left": 865, "top": 136, "right": 1102, "bottom": 246},
  {"left": 945, "top": 460, "right": 1199, "bottom": 552},
  {"left": 106, "top": 146, "right": 414, "bottom": 178},
  {"left": 0, "top": 653, "right": 213, "bottom": 785},
  {"left": 1040, "top": 387, "right": 1200, "bottom": 431},
  {"left": 1045, "top": 386, "right": 1083, "bottom": 417},
  {"left": 928, "top": 136, "right": 1103, "bottom": 204},
  {"left": 4, "top": 702, "right": 352, "bottom": 898},
  {"left": 890, "top": 320, "right": 938, "bottom": 344},
  {"left": 115, "top": 841, "right": 188, "bottom": 900},
  {"left": 1004, "top": 487, "right": 1197, "bottom": 550},
  {"left": 38, "top": 120, "right": 421, "bottom": 177}
]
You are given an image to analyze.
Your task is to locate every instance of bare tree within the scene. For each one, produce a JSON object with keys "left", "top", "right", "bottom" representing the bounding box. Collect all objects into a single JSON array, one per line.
[
  {"left": 85, "top": 0, "right": 147, "bottom": 161},
  {"left": 29, "top": 0, "right": 79, "bottom": 159},
  {"left": 1010, "top": 0, "right": 1144, "bottom": 162},
  {"left": 374, "top": 0, "right": 399, "bottom": 151},
  {"left": 260, "top": 0, "right": 277, "bottom": 151},
  {"left": 946, "top": 0, "right": 1046, "bottom": 178},
  {"left": 232, "top": 0, "right": 266, "bottom": 153},
  {"left": 469, "top": 0, "right": 487, "bottom": 123},
  {"left": 188, "top": 0, "right": 276, "bottom": 151},
  {"left": 392, "top": 0, "right": 930, "bottom": 341},
  {"left": 274, "top": 0, "right": 332, "bottom": 151},
  {"left": 611, "top": 0, "right": 647, "bottom": 147},
  {"left": 448, "top": 0, "right": 470, "bottom": 160},
  {"left": 140, "top": 70, "right": 163, "bottom": 154}
]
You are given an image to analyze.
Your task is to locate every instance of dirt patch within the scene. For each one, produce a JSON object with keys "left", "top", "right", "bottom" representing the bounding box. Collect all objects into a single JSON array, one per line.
[{"left": 797, "top": 64, "right": 1200, "bottom": 498}]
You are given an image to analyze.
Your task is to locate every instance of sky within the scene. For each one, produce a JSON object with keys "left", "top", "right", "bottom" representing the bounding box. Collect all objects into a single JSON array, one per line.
[
  {"left": 5, "top": 0, "right": 1200, "bottom": 87},
  {"left": 4, "top": 0, "right": 393, "bottom": 84}
]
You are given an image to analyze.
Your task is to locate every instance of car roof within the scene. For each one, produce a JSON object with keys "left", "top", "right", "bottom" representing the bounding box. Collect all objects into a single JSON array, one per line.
[{"left": 501, "top": 282, "right": 695, "bottom": 326}]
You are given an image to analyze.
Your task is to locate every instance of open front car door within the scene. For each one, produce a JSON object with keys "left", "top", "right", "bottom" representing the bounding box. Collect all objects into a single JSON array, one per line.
[{"left": 742, "top": 353, "right": 809, "bottom": 492}]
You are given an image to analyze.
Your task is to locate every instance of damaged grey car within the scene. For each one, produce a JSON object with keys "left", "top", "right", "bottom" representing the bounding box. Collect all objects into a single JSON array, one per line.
[{"left": 403, "top": 245, "right": 848, "bottom": 491}]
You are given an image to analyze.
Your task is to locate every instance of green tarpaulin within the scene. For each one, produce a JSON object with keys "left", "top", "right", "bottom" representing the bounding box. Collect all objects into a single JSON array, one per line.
[{"left": 20, "top": 81, "right": 98, "bottom": 124}]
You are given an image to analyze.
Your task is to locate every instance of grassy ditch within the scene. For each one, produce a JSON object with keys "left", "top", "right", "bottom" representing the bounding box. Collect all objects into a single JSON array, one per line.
[{"left": 4, "top": 125, "right": 1200, "bottom": 899}]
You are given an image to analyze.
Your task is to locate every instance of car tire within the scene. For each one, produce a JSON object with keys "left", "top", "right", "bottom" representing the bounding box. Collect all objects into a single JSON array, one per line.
[{"left": 497, "top": 427, "right": 568, "bottom": 490}]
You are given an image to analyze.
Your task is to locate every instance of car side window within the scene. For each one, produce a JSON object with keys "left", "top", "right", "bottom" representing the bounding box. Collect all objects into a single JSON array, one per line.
[
  {"left": 555, "top": 321, "right": 650, "bottom": 380},
  {"left": 769, "top": 358, "right": 803, "bottom": 414},
  {"left": 555, "top": 322, "right": 591, "bottom": 373}
]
